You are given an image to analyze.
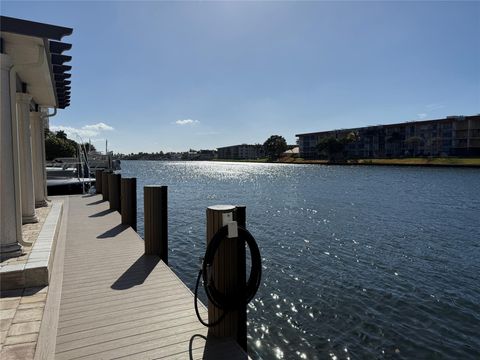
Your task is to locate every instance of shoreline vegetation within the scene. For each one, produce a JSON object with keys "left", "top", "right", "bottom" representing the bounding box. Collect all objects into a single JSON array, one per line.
[
  {"left": 116, "top": 156, "right": 480, "bottom": 167},
  {"left": 212, "top": 157, "right": 480, "bottom": 167}
]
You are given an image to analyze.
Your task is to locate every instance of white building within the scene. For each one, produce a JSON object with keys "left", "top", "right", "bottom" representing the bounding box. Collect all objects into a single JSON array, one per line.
[{"left": 0, "top": 16, "right": 73, "bottom": 259}]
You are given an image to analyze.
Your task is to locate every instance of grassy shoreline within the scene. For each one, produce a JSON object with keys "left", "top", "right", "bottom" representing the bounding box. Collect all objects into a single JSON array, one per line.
[{"left": 213, "top": 157, "right": 480, "bottom": 167}]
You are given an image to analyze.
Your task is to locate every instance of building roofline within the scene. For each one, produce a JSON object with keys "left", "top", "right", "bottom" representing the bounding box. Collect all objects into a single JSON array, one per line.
[
  {"left": 295, "top": 114, "right": 480, "bottom": 137},
  {"left": 217, "top": 144, "right": 261, "bottom": 149},
  {"left": 0, "top": 16, "right": 72, "bottom": 41},
  {"left": 1, "top": 16, "right": 73, "bottom": 108}
]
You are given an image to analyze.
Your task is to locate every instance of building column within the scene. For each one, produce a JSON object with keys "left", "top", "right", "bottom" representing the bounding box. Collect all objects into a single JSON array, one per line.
[
  {"left": 16, "top": 93, "right": 38, "bottom": 224},
  {"left": 41, "top": 113, "right": 49, "bottom": 201},
  {"left": 0, "top": 54, "right": 23, "bottom": 258},
  {"left": 30, "top": 111, "right": 47, "bottom": 207}
]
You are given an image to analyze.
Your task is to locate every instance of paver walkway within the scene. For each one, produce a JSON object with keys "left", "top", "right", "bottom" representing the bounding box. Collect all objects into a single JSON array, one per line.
[
  {"left": 55, "top": 194, "right": 246, "bottom": 359},
  {"left": 0, "top": 286, "right": 47, "bottom": 359},
  {"left": 1, "top": 203, "right": 51, "bottom": 270},
  {"left": 0, "top": 203, "right": 53, "bottom": 360}
]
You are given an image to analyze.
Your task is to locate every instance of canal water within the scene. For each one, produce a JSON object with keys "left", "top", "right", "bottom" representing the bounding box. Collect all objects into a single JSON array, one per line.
[{"left": 120, "top": 161, "right": 480, "bottom": 359}]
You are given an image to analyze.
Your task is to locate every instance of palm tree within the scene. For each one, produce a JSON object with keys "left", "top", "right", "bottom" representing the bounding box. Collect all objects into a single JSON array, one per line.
[{"left": 55, "top": 130, "right": 67, "bottom": 140}]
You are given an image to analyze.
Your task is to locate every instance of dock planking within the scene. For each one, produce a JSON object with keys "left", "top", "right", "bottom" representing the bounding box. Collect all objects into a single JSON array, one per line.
[{"left": 55, "top": 194, "right": 247, "bottom": 359}]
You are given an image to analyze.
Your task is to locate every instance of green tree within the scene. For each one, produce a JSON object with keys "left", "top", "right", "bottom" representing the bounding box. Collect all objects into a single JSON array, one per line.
[
  {"left": 55, "top": 130, "right": 68, "bottom": 140},
  {"left": 316, "top": 137, "right": 345, "bottom": 161},
  {"left": 45, "top": 132, "right": 77, "bottom": 160},
  {"left": 263, "top": 135, "right": 287, "bottom": 160},
  {"left": 345, "top": 131, "right": 360, "bottom": 143},
  {"left": 316, "top": 133, "right": 358, "bottom": 162},
  {"left": 83, "top": 143, "right": 96, "bottom": 153}
]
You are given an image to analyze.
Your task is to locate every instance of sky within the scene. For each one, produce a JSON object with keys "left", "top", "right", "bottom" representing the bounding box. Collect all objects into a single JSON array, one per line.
[{"left": 2, "top": 1, "right": 479, "bottom": 153}]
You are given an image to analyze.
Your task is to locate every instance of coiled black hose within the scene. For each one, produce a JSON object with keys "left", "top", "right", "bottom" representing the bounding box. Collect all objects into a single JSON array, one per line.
[{"left": 194, "top": 225, "right": 262, "bottom": 327}]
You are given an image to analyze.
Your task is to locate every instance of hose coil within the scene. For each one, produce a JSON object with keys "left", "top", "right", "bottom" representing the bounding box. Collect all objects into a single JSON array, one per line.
[{"left": 194, "top": 225, "right": 262, "bottom": 327}]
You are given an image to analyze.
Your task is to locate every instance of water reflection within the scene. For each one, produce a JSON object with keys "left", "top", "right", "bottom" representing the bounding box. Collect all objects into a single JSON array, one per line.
[{"left": 121, "top": 161, "right": 480, "bottom": 359}]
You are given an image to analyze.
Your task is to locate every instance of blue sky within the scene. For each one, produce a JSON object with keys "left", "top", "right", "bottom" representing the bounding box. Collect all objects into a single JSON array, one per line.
[{"left": 3, "top": 1, "right": 479, "bottom": 153}]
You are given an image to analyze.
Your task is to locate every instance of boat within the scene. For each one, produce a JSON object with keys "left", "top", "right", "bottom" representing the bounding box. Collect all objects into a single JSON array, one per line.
[
  {"left": 46, "top": 158, "right": 95, "bottom": 195},
  {"left": 86, "top": 152, "right": 121, "bottom": 173},
  {"left": 46, "top": 144, "right": 120, "bottom": 195}
]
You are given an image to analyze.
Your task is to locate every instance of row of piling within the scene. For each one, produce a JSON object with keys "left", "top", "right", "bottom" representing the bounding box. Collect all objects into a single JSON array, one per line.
[
  {"left": 93, "top": 169, "right": 247, "bottom": 351},
  {"left": 95, "top": 170, "right": 168, "bottom": 264}
]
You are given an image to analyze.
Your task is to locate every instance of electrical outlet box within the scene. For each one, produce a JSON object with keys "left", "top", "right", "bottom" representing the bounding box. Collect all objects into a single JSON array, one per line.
[{"left": 222, "top": 212, "right": 233, "bottom": 226}]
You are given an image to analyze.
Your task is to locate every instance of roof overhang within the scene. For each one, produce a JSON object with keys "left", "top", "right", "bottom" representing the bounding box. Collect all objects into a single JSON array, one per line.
[{"left": 0, "top": 16, "right": 73, "bottom": 109}]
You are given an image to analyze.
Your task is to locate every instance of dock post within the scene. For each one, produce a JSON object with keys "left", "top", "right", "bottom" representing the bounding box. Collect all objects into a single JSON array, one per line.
[
  {"left": 121, "top": 178, "right": 137, "bottom": 231},
  {"left": 101, "top": 170, "right": 111, "bottom": 201},
  {"left": 108, "top": 173, "right": 121, "bottom": 211},
  {"left": 144, "top": 186, "right": 168, "bottom": 264},
  {"left": 95, "top": 170, "right": 103, "bottom": 194},
  {"left": 206, "top": 205, "right": 247, "bottom": 350},
  {"left": 235, "top": 205, "right": 247, "bottom": 351}
]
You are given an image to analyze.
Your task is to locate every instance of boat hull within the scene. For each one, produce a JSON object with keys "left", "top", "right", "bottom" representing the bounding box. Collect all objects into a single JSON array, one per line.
[{"left": 47, "top": 178, "right": 95, "bottom": 195}]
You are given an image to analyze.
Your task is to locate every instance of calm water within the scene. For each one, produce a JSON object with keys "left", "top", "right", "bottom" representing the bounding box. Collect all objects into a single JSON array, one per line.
[{"left": 120, "top": 161, "right": 480, "bottom": 359}]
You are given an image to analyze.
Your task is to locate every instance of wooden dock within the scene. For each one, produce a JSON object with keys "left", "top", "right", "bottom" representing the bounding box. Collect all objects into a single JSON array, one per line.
[{"left": 49, "top": 194, "right": 247, "bottom": 359}]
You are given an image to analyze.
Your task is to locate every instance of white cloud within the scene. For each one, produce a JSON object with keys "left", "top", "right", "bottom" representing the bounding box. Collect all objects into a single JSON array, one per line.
[
  {"left": 50, "top": 122, "right": 115, "bottom": 141},
  {"left": 83, "top": 122, "right": 114, "bottom": 131},
  {"left": 417, "top": 113, "right": 428, "bottom": 119},
  {"left": 175, "top": 119, "right": 199, "bottom": 126},
  {"left": 50, "top": 125, "right": 96, "bottom": 139}
]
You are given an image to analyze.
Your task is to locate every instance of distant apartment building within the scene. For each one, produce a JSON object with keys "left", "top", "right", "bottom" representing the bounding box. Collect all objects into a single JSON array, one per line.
[
  {"left": 217, "top": 144, "right": 265, "bottom": 160},
  {"left": 185, "top": 149, "right": 216, "bottom": 160},
  {"left": 296, "top": 115, "right": 480, "bottom": 159},
  {"left": 197, "top": 149, "right": 217, "bottom": 160}
]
